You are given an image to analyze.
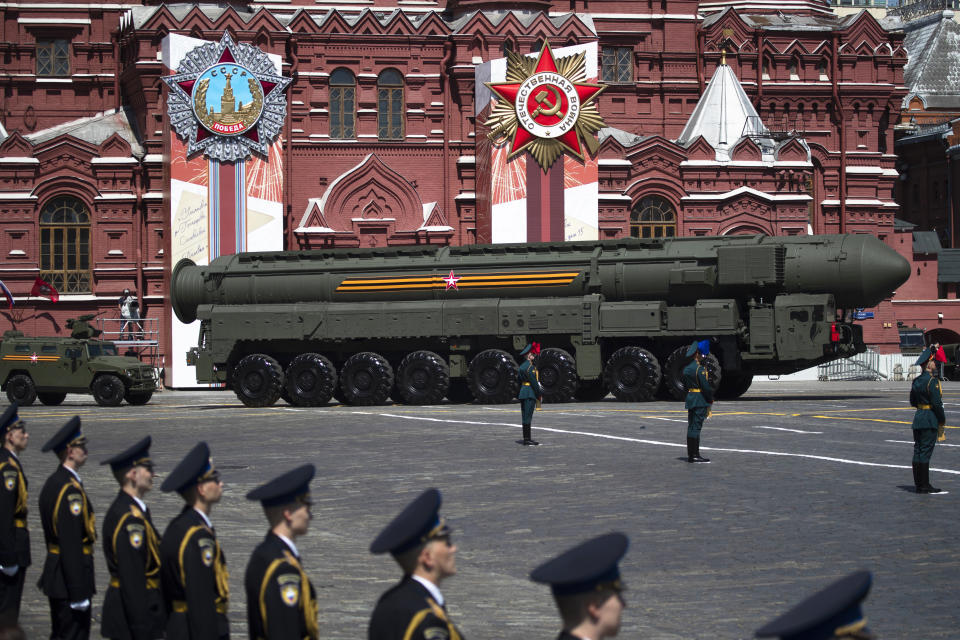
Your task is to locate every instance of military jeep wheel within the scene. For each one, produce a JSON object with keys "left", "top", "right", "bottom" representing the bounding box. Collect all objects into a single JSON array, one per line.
[
  {"left": 603, "top": 346, "right": 661, "bottom": 402},
  {"left": 339, "top": 352, "right": 393, "bottom": 406},
  {"left": 6, "top": 374, "right": 37, "bottom": 406},
  {"left": 231, "top": 354, "right": 284, "bottom": 408},
  {"left": 124, "top": 391, "right": 153, "bottom": 406},
  {"left": 37, "top": 392, "right": 67, "bottom": 406},
  {"left": 396, "top": 350, "right": 449, "bottom": 405},
  {"left": 467, "top": 349, "right": 519, "bottom": 405},
  {"left": 92, "top": 374, "right": 126, "bottom": 407},
  {"left": 537, "top": 348, "right": 579, "bottom": 404},
  {"left": 285, "top": 353, "right": 337, "bottom": 407}
]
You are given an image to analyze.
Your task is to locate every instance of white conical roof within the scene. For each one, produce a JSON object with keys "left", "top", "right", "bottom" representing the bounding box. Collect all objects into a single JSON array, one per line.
[{"left": 676, "top": 60, "right": 773, "bottom": 161}]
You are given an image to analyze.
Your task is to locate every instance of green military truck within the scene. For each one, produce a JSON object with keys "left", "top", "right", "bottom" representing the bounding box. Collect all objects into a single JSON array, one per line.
[{"left": 0, "top": 315, "right": 157, "bottom": 407}]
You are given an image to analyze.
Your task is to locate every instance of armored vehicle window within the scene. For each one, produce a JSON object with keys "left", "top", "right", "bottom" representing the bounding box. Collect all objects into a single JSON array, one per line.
[
  {"left": 41, "top": 345, "right": 58, "bottom": 353},
  {"left": 87, "top": 343, "right": 117, "bottom": 357},
  {"left": 64, "top": 348, "right": 81, "bottom": 358},
  {"left": 40, "top": 196, "right": 91, "bottom": 294},
  {"left": 13, "top": 344, "right": 30, "bottom": 353}
]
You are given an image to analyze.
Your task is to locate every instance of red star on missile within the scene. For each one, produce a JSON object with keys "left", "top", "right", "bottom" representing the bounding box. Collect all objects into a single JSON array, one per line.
[
  {"left": 487, "top": 42, "right": 605, "bottom": 158},
  {"left": 442, "top": 270, "right": 461, "bottom": 290}
]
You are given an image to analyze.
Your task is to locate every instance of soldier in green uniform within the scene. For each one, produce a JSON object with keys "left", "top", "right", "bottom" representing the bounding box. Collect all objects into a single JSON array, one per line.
[
  {"left": 755, "top": 570, "right": 874, "bottom": 639},
  {"left": 368, "top": 488, "right": 463, "bottom": 640},
  {"left": 38, "top": 416, "right": 96, "bottom": 640},
  {"left": 0, "top": 404, "right": 30, "bottom": 629},
  {"left": 518, "top": 342, "right": 543, "bottom": 446},
  {"left": 244, "top": 464, "right": 318, "bottom": 640},
  {"left": 159, "top": 442, "right": 230, "bottom": 639},
  {"left": 530, "top": 533, "right": 629, "bottom": 640},
  {"left": 683, "top": 340, "right": 714, "bottom": 463},
  {"left": 910, "top": 346, "right": 947, "bottom": 494},
  {"left": 100, "top": 436, "right": 165, "bottom": 639}
]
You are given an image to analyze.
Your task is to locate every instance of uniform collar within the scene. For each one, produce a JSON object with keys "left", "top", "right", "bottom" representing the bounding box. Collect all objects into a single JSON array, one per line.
[
  {"left": 131, "top": 495, "right": 147, "bottom": 512},
  {"left": 193, "top": 507, "right": 212, "bottom": 529},
  {"left": 63, "top": 464, "right": 81, "bottom": 484},
  {"left": 276, "top": 533, "right": 299, "bottom": 558},
  {"left": 412, "top": 574, "right": 444, "bottom": 607}
]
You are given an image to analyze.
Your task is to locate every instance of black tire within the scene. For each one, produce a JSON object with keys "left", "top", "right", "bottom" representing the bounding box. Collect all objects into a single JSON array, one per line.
[
  {"left": 124, "top": 391, "right": 153, "bottom": 406},
  {"left": 339, "top": 352, "right": 393, "bottom": 406},
  {"left": 285, "top": 353, "right": 337, "bottom": 407},
  {"left": 230, "top": 354, "right": 284, "bottom": 408},
  {"left": 92, "top": 374, "right": 126, "bottom": 407},
  {"left": 396, "top": 350, "right": 449, "bottom": 405},
  {"left": 575, "top": 378, "right": 609, "bottom": 402},
  {"left": 6, "top": 375, "right": 37, "bottom": 406},
  {"left": 445, "top": 379, "right": 474, "bottom": 403},
  {"left": 537, "top": 348, "right": 579, "bottom": 403},
  {"left": 37, "top": 392, "right": 67, "bottom": 406},
  {"left": 660, "top": 348, "right": 722, "bottom": 401},
  {"left": 603, "top": 346, "right": 661, "bottom": 402},
  {"left": 716, "top": 371, "right": 753, "bottom": 400},
  {"left": 467, "top": 349, "right": 519, "bottom": 404}
]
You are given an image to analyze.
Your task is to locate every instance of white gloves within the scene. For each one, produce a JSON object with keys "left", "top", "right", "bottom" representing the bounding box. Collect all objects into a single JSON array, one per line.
[
  {"left": 0, "top": 565, "right": 18, "bottom": 577},
  {"left": 69, "top": 599, "right": 91, "bottom": 611}
]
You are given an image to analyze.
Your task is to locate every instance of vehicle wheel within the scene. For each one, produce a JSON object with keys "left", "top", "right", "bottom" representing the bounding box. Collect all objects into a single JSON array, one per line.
[
  {"left": 716, "top": 371, "right": 753, "bottom": 400},
  {"left": 575, "top": 378, "right": 608, "bottom": 402},
  {"left": 396, "top": 351, "right": 449, "bottom": 405},
  {"left": 445, "top": 379, "right": 474, "bottom": 403},
  {"left": 339, "top": 352, "right": 393, "bottom": 406},
  {"left": 660, "top": 348, "right": 721, "bottom": 401},
  {"left": 37, "top": 392, "right": 67, "bottom": 406},
  {"left": 467, "top": 349, "right": 519, "bottom": 404},
  {"left": 124, "top": 391, "right": 153, "bottom": 406},
  {"left": 603, "top": 346, "right": 661, "bottom": 402},
  {"left": 230, "top": 354, "right": 284, "bottom": 408},
  {"left": 6, "top": 375, "right": 37, "bottom": 406},
  {"left": 285, "top": 353, "right": 337, "bottom": 407},
  {"left": 537, "top": 348, "right": 579, "bottom": 403},
  {"left": 91, "top": 374, "right": 126, "bottom": 407}
]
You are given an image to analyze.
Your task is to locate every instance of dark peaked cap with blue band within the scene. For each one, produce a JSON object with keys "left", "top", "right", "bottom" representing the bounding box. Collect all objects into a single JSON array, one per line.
[
  {"left": 41, "top": 415, "right": 86, "bottom": 453},
  {"left": 0, "top": 403, "right": 23, "bottom": 437},
  {"left": 247, "top": 464, "right": 315, "bottom": 507},
  {"left": 530, "top": 532, "right": 629, "bottom": 596},
  {"left": 685, "top": 339, "right": 711, "bottom": 357},
  {"left": 160, "top": 441, "right": 219, "bottom": 493},
  {"left": 755, "top": 570, "right": 872, "bottom": 640},
  {"left": 369, "top": 488, "right": 450, "bottom": 555},
  {"left": 100, "top": 436, "right": 153, "bottom": 474}
]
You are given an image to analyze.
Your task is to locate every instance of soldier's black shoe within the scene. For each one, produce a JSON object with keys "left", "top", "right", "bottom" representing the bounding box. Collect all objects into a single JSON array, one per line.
[
  {"left": 919, "top": 463, "right": 944, "bottom": 493},
  {"left": 689, "top": 455, "right": 711, "bottom": 463},
  {"left": 522, "top": 439, "right": 540, "bottom": 446}
]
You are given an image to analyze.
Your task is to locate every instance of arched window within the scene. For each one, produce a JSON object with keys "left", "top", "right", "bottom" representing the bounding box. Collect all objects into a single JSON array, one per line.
[
  {"left": 329, "top": 67, "right": 356, "bottom": 140},
  {"left": 377, "top": 69, "right": 404, "bottom": 141},
  {"left": 39, "top": 196, "right": 90, "bottom": 293},
  {"left": 630, "top": 196, "right": 676, "bottom": 239}
]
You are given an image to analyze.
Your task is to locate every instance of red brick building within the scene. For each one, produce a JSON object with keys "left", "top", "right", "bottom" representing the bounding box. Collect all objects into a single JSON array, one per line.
[{"left": 0, "top": 0, "right": 920, "bottom": 365}]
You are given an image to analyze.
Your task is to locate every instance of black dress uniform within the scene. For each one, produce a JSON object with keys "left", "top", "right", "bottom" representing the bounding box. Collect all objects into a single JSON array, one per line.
[
  {"left": 910, "top": 346, "right": 947, "bottom": 494},
  {"left": 0, "top": 404, "right": 30, "bottom": 629},
  {"left": 368, "top": 488, "right": 463, "bottom": 640},
  {"left": 755, "top": 570, "right": 873, "bottom": 640},
  {"left": 159, "top": 442, "right": 230, "bottom": 640},
  {"left": 38, "top": 416, "right": 96, "bottom": 640},
  {"left": 244, "top": 464, "right": 319, "bottom": 640},
  {"left": 100, "top": 436, "right": 165, "bottom": 639},
  {"left": 530, "top": 533, "right": 629, "bottom": 640}
]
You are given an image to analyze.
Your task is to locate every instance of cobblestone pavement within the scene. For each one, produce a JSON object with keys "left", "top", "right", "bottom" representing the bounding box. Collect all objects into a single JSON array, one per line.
[{"left": 8, "top": 380, "right": 959, "bottom": 639}]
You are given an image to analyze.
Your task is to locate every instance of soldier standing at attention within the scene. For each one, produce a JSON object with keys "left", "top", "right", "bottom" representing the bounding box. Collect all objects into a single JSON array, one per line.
[
  {"left": 100, "top": 436, "right": 165, "bottom": 639},
  {"left": 910, "top": 346, "right": 948, "bottom": 494},
  {"left": 244, "top": 464, "right": 318, "bottom": 640},
  {"left": 0, "top": 405, "right": 30, "bottom": 629},
  {"left": 518, "top": 342, "right": 543, "bottom": 446},
  {"left": 684, "top": 340, "right": 714, "bottom": 463},
  {"left": 38, "top": 416, "right": 96, "bottom": 640},
  {"left": 755, "top": 570, "right": 875, "bottom": 639},
  {"left": 530, "top": 533, "right": 630, "bottom": 640},
  {"left": 368, "top": 488, "right": 463, "bottom": 640},
  {"left": 159, "top": 442, "right": 230, "bottom": 639}
]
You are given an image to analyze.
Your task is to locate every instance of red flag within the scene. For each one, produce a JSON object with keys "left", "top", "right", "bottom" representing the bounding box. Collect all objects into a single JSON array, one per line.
[{"left": 30, "top": 276, "right": 59, "bottom": 302}]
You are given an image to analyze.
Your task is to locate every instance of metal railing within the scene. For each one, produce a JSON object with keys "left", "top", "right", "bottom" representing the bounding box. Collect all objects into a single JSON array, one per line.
[
  {"left": 96, "top": 317, "right": 163, "bottom": 390},
  {"left": 817, "top": 350, "right": 888, "bottom": 381}
]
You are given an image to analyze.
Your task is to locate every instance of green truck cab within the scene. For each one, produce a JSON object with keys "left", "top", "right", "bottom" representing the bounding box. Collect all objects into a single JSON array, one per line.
[{"left": 0, "top": 315, "right": 157, "bottom": 407}]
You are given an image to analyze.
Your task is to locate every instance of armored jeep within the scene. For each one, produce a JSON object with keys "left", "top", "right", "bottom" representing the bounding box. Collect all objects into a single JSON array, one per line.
[{"left": 0, "top": 315, "right": 157, "bottom": 407}]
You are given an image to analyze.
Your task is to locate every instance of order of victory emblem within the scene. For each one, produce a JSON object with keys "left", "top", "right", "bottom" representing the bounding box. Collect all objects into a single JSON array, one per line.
[
  {"left": 485, "top": 42, "right": 607, "bottom": 171},
  {"left": 163, "top": 32, "right": 292, "bottom": 162}
]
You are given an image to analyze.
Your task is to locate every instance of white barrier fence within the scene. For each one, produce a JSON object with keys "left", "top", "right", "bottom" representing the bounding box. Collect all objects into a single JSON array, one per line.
[{"left": 768, "top": 351, "right": 922, "bottom": 382}]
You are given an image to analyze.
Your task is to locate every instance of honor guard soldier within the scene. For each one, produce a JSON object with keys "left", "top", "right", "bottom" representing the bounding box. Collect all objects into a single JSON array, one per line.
[
  {"left": 244, "top": 464, "right": 319, "bottom": 640},
  {"left": 530, "top": 533, "right": 629, "bottom": 640},
  {"left": 159, "top": 442, "right": 230, "bottom": 639},
  {"left": 368, "top": 488, "right": 463, "bottom": 640},
  {"left": 684, "top": 340, "right": 714, "bottom": 463},
  {"left": 38, "top": 416, "right": 96, "bottom": 640},
  {"left": 910, "top": 346, "right": 948, "bottom": 494},
  {"left": 756, "top": 570, "right": 874, "bottom": 640},
  {"left": 518, "top": 342, "right": 543, "bottom": 446},
  {"left": 0, "top": 405, "right": 30, "bottom": 629},
  {"left": 100, "top": 436, "right": 165, "bottom": 639}
]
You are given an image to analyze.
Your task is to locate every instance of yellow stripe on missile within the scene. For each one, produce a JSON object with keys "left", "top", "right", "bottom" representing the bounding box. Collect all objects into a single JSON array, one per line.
[{"left": 335, "top": 271, "right": 580, "bottom": 292}]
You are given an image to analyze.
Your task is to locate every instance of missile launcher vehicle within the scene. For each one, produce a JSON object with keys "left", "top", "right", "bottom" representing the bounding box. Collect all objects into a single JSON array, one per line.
[{"left": 171, "top": 234, "right": 910, "bottom": 408}]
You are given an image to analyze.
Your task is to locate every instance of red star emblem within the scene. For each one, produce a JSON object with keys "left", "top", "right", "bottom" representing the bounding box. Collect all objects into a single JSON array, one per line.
[
  {"left": 442, "top": 270, "right": 461, "bottom": 290},
  {"left": 486, "top": 42, "right": 605, "bottom": 160},
  {"left": 30, "top": 352, "right": 38, "bottom": 364}
]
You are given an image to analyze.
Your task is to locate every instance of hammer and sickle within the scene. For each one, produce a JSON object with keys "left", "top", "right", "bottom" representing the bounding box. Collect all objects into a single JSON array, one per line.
[{"left": 530, "top": 85, "right": 563, "bottom": 119}]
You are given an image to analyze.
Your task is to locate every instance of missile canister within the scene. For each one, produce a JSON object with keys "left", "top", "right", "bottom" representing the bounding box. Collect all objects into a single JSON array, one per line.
[{"left": 171, "top": 234, "right": 910, "bottom": 408}]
